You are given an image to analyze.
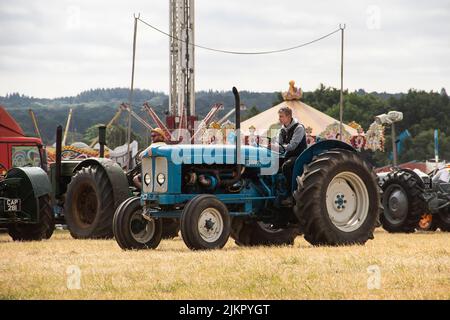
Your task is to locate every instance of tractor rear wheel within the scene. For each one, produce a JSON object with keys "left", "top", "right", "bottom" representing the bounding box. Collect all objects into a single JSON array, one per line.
[
  {"left": 180, "top": 195, "right": 230, "bottom": 250},
  {"left": 293, "top": 149, "right": 380, "bottom": 246},
  {"left": 380, "top": 171, "right": 424, "bottom": 233},
  {"left": 65, "top": 165, "right": 115, "bottom": 239},
  {"left": 434, "top": 208, "right": 450, "bottom": 231},
  {"left": 113, "top": 197, "right": 163, "bottom": 250},
  {"left": 231, "top": 218, "right": 298, "bottom": 246},
  {"left": 8, "top": 195, "right": 54, "bottom": 241}
]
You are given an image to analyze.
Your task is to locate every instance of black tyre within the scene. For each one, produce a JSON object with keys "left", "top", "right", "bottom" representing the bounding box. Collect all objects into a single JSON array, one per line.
[
  {"left": 231, "top": 218, "right": 298, "bottom": 246},
  {"left": 180, "top": 195, "right": 230, "bottom": 250},
  {"left": 293, "top": 149, "right": 380, "bottom": 246},
  {"left": 161, "top": 218, "right": 180, "bottom": 239},
  {"left": 8, "top": 195, "right": 55, "bottom": 241},
  {"left": 65, "top": 165, "right": 115, "bottom": 239},
  {"left": 113, "top": 197, "right": 163, "bottom": 250},
  {"left": 380, "top": 170, "right": 424, "bottom": 233},
  {"left": 434, "top": 208, "right": 450, "bottom": 231}
]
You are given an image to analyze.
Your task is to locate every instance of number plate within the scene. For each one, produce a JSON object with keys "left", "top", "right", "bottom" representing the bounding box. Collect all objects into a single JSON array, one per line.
[{"left": 4, "top": 199, "right": 21, "bottom": 212}]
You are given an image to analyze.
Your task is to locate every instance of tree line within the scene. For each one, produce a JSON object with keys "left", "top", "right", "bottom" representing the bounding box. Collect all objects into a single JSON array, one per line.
[{"left": 1, "top": 85, "right": 448, "bottom": 167}]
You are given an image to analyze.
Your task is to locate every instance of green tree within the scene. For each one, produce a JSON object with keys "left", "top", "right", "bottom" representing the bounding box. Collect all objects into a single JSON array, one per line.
[
  {"left": 83, "top": 124, "right": 144, "bottom": 150},
  {"left": 242, "top": 105, "right": 261, "bottom": 121}
]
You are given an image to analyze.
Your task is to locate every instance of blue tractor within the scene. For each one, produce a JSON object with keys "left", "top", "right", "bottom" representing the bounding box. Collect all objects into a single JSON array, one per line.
[{"left": 113, "top": 88, "right": 381, "bottom": 250}]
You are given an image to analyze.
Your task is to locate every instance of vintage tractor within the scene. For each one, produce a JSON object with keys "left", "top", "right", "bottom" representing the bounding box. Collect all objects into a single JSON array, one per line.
[
  {"left": 0, "top": 167, "right": 54, "bottom": 241},
  {"left": 379, "top": 167, "right": 450, "bottom": 233},
  {"left": 51, "top": 126, "right": 180, "bottom": 239},
  {"left": 113, "top": 88, "right": 381, "bottom": 250},
  {"left": 0, "top": 106, "right": 54, "bottom": 240}
]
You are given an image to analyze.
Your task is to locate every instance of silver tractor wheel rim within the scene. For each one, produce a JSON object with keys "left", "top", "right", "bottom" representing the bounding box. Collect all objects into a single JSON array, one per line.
[
  {"left": 129, "top": 210, "right": 156, "bottom": 243},
  {"left": 384, "top": 184, "right": 409, "bottom": 225},
  {"left": 198, "top": 208, "right": 223, "bottom": 243},
  {"left": 326, "top": 171, "right": 369, "bottom": 232}
]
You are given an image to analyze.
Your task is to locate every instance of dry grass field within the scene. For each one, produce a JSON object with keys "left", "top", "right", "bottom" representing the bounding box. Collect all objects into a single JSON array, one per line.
[{"left": 0, "top": 228, "right": 449, "bottom": 300}]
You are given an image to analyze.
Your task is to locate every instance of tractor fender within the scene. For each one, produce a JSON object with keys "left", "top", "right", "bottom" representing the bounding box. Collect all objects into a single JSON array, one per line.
[
  {"left": 291, "top": 140, "right": 357, "bottom": 191},
  {"left": 392, "top": 168, "right": 427, "bottom": 189},
  {"left": 72, "top": 158, "right": 130, "bottom": 208},
  {"left": 8, "top": 167, "right": 52, "bottom": 198}
]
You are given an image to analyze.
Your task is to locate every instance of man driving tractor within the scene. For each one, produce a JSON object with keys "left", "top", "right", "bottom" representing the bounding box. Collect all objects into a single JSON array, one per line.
[{"left": 276, "top": 106, "right": 307, "bottom": 205}]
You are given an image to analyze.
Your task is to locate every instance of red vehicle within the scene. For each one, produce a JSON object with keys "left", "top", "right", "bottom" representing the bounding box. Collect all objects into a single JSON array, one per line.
[{"left": 0, "top": 106, "right": 47, "bottom": 175}]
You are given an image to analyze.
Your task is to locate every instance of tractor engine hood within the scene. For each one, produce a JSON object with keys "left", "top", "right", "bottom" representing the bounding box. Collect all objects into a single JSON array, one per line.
[{"left": 141, "top": 144, "right": 278, "bottom": 168}]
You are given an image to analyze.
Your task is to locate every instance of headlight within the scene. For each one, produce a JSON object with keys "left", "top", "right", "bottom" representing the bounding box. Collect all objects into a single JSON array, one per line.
[
  {"left": 157, "top": 173, "right": 166, "bottom": 185},
  {"left": 144, "top": 173, "right": 151, "bottom": 186}
]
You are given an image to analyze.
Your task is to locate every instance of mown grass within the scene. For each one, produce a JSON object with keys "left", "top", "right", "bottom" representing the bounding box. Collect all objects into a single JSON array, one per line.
[{"left": 0, "top": 229, "right": 448, "bottom": 299}]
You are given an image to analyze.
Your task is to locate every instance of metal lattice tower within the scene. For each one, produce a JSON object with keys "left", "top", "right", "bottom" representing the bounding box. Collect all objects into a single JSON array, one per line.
[{"left": 169, "top": 0, "right": 195, "bottom": 118}]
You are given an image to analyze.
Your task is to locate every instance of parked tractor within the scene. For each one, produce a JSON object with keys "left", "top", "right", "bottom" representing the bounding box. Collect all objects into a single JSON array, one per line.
[
  {"left": 0, "top": 106, "right": 54, "bottom": 240},
  {"left": 0, "top": 105, "right": 178, "bottom": 241},
  {"left": 379, "top": 167, "right": 450, "bottom": 233},
  {"left": 113, "top": 88, "right": 381, "bottom": 251},
  {"left": 50, "top": 126, "right": 180, "bottom": 239},
  {"left": 0, "top": 167, "right": 54, "bottom": 241}
]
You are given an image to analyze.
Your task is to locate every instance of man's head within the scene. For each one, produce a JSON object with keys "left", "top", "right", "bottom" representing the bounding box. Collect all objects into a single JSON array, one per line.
[
  {"left": 278, "top": 107, "right": 293, "bottom": 126},
  {"left": 151, "top": 128, "right": 166, "bottom": 143}
]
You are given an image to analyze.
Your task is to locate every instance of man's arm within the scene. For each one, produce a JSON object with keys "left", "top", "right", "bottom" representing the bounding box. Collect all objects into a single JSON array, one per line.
[{"left": 284, "top": 125, "right": 305, "bottom": 152}]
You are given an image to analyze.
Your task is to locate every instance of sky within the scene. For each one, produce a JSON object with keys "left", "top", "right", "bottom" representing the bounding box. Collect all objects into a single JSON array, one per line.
[{"left": 0, "top": 0, "right": 449, "bottom": 98}]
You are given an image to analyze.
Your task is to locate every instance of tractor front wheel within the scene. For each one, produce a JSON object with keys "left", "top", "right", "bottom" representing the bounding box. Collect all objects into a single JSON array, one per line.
[
  {"left": 380, "top": 171, "right": 424, "bottom": 233},
  {"left": 293, "top": 149, "right": 380, "bottom": 246},
  {"left": 180, "top": 195, "right": 231, "bottom": 250},
  {"left": 113, "top": 197, "right": 163, "bottom": 250}
]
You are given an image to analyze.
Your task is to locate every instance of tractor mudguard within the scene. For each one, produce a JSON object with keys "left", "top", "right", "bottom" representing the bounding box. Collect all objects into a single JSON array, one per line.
[
  {"left": 8, "top": 167, "right": 51, "bottom": 198},
  {"left": 291, "top": 140, "right": 356, "bottom": 191},
  {"left": 73, "top": 158, "right": 130, "bottom": 208},
  {"left": 1, "top": 167, "right": 51, "bottom": 223}
]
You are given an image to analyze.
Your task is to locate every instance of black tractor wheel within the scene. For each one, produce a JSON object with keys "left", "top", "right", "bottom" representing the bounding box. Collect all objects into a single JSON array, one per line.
[
  {"left": 380, "top": 170, "right": 424, "bottom": 233},
  {"left": 113, "top": 197, "right": 163, "bottom": 250},
  {"left": 231, "top": 218, "right": 298, "bottom": 246},
  {"left": 8, "top": 195, "right": 55, "bottom": 241},
  {"left": 434, "top": 208, "right": 450, "bottom": 231},
  {"left": 65, "top": 165, "right": 115, "bottom": 239},
  {"left": 161, "top": 218, "right": 180, "bottom": 239},
  {"left": 180, "top": 194, "right": 231, "bottom": 250},
  {"left": 293, "top": 149, "right": 380, "bottom": 246}
]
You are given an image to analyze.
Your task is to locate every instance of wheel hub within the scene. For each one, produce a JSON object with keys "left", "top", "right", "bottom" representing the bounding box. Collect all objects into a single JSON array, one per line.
[
  {"left": 129, "top": 211, "right": 155, "bottom": 244},
  {"left": 387, "top": 187, "right": 408, "bottom": 221},
  {"left": 198, "top": 208, "right": 223, "bottom": 243},
  {"left": 326, "top": 172, "right": 369, "bottom": 233},
  {"left": 333, "top": 193, "right": 348, "bottom": 211}
]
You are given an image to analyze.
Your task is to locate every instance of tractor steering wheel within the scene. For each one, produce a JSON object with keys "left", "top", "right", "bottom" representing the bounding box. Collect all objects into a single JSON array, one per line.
[{"left": 277, "top": 142, "right": 287, "bottom": 155}]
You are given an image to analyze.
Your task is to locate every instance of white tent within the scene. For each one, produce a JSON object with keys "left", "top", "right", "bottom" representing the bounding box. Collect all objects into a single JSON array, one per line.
[{"left": 241, "top": 100, "right": 357, "bottom": 137}]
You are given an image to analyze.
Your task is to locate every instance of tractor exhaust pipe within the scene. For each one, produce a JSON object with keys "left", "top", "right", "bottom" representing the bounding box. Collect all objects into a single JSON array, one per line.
[
  {"left": 232, "top": 87, "right": 242, "bottom": 181},
  {"left": 98, "top": 125, "right": 106, "bottom": 158},
  {"left": 216, "top": 87, "right": 243, "bottom": 188},
  {"left": 55, "top": 125, "right": 62, "bottom": 196}
]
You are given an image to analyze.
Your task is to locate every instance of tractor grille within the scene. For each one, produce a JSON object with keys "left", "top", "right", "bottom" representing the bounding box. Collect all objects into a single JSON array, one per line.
[{"left": 142, "top": 157, "right": 168, "bottom": 193}]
